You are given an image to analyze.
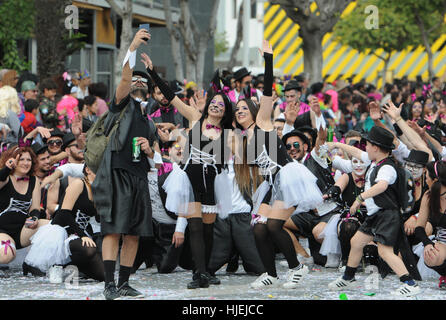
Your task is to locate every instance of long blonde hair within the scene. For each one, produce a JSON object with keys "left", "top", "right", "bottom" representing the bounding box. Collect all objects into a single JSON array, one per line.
[{"left": 0, "top": 86, "right": 21, "bottom": 118}]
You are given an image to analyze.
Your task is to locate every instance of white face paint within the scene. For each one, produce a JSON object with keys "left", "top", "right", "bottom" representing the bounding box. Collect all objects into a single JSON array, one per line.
[
  {"left": 351, "top": 157, "right": 367, "bottom": 176},
  {"left": 405, "top": 162, "right": 424, "bottom": 180}
]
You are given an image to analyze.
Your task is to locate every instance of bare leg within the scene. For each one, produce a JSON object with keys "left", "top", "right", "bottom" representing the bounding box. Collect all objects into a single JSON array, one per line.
[
  {"left": 377, "top": 243, "right": 409, "bottom": 277},
  {"left": 0, "top": 233, "right": 16, "bottom": 264},
  {"left": 347, "top": 231, "right": 373, "bottom": 268}
]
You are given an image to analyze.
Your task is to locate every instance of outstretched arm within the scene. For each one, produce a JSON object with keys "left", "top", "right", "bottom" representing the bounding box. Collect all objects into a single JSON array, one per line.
[
  {"left": 141, "top": 53, "right": 201, "bottom": 125},
  {"left": 256, "top": 40, "right": 274, "bottom": 132},
  {"left": 115, "top": 29, "right": 151, "bottom": 105}
]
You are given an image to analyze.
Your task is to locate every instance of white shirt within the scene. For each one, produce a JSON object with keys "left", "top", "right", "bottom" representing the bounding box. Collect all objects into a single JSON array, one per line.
[
  {"left": 57, "top": 163, "right": 84, "bottom": 178},
  {"left": 364, "top": 163, "right": 397, "bottom": 216},
  {"left": 228, "top": 159, "right": 252, "bottom": 214}
]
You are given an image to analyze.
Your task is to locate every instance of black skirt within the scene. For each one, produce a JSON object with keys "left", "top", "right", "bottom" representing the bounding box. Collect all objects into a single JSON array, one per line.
[
  {"left": 358, "top": 209, "right": 401, "bottom": 247},
  {"left": 101, "top": 169, "right": 153, "bottom": 237}
]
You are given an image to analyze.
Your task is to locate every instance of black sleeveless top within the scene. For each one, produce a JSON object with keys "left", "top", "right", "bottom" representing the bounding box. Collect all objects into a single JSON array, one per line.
[
  {"left": 246, "top": 126, "right": 292, "bottom": 168},
  {"left": 185, "top": 119, "right": 227, "bottom": 169},
  {"left": 67, "top": 181, "right": 97, "bottom": 237},
  {"left": 341, "top": 173, "right": 365, "bottom": 207},
  {"left": 0, "top": 176, "right": 35, "bottom": 217}
]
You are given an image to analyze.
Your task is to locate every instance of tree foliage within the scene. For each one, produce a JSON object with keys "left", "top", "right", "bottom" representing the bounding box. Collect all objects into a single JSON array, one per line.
[
  {"left": 0, "top": 0, "right": 35, "bottom": 71},
  {"left": 333, "top": 0, "right": 421, "bottom": 58}
]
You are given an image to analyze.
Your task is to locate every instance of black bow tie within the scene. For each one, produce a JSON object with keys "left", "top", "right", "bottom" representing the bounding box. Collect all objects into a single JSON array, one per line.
[{"left": 355, "top": 178, "right": 365, "bottom": 183}]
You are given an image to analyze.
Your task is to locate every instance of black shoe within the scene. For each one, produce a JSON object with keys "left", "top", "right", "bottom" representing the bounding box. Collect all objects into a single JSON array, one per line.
[
  {"left": 22, "top": 262, "right": 45, "bottom": 277},
  {"left": 187, "top": 273, "right": 210, "bottom": 289},
  {"left": 103, "top": 282, "right": 121, "bottom": 300},
  {"left": 117, "top": 281, "right": 145, "bottom": 298},
  {"left": 207, "top": 273, "right": 221, "bottom": 285}
]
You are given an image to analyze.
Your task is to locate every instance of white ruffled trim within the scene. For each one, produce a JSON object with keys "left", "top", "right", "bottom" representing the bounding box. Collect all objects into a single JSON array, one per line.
[
  {"left": 201, "top": 205, "right": 218, "bottom": 214},
  {"left": 319, "top": 214, "right": 341, "bottom": 256},
  {"left": 162, "top": 163, "right": 195, "bottom": 216}
]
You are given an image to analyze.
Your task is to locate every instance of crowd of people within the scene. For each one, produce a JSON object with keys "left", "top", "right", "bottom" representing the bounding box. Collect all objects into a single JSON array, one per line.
[{"left": 1, "top": 28, "right": 446, "bottom": 300}]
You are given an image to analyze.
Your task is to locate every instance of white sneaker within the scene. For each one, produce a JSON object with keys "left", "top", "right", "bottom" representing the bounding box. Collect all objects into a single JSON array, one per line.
[
  {"left": 283, "top": 265, "right": 309, "bottom": 289},
  {"left": 325, "top": 253, "right": 341, "bottom": 268},
  {"left": 391, "top": 283, "right": 421, "bottom": 297},
  {"left": 328, "top": 276, "right": 357, "bottom": 291},
  {"left": 279, "top": 260, "right": 288, "bottom": 267},
  {"left": 279, "top": 255, "right": 313, "bottom": 268},
  {"left": 250, "top": 272, "right": 278, "bottom": 289}
]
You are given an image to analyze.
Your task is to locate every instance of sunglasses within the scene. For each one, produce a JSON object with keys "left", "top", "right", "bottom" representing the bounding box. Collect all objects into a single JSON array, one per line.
[
  {"left": 286, "top": 142, "right": 300, "bottom": 150},
  {"left": 132, "top": 77, "right": 148, "bottom": 83},
  {"left": 48, "top": 140, "right": 63, "bottom": 146},
  {"left": 405, "top": 163, "right": 424, "bottom": 170}
]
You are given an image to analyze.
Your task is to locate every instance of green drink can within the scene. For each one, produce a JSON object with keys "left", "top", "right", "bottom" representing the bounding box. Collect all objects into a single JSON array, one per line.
[
  {"left": 132, "top": 137, "right": 141, "bottom": 162},
  {"left": 327, "top": 127, "right": 334, "bottom": 142}
]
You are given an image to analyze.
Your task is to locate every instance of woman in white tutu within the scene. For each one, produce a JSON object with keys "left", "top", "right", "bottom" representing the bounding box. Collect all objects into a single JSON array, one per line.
[
  {"left": 232, "top": 41, "right": 323, "bottom": 289},
  {"left": 415, "top": 161, "right": 446, "bottom": 288},
  {"left": 25, "top": 164, "right": 104, "bottom": 281},
  {"left": 0, "top": 146, "right": 49, "bottom": 275},
  {"left": 142, "top": 53, "right": 234, "bottom": 289}
]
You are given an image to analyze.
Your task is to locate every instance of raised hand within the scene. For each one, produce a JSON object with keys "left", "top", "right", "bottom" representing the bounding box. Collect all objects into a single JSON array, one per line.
[
  {"left": 258, "top": 39, "right": 273, "bottom": 57},
  {"left": 284, "top": 101, "right": 299, "bottom": 125},
  {"left": 194, "top": 90, "right": 207, "bottom": 113},
  {"left": 141, "top": 53, "right": 153, "bottom": 71},
  {"left": 5, "top": 154, "right": 20, "bottom": 170},
  {"left": 71, "top": 113, "right": 82, "bottom": 137},
  {"left": 382, "top": 101, "right": 402, "bottom": 120},
  {"left": 368, "top": 100, "right": 382, "bottom": 121},
  {"left": 130, "top": 29, "right": 151, "bottom": 52},
  {"left": 309, "top": 96, "right": 321, "bottom": 116}
]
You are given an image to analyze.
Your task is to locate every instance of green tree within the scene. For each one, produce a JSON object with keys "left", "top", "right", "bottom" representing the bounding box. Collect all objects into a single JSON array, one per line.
[
  {"left": 214, "top": 32, "right": 229, "bottom": 57},
  {"left": 270, "top": 0, "right": 352, "bottom": 83},
  {"left": 333, "top": 0, "right": 421, "bottom": 87},
  {"left": 385, "top": 0, "right": 446, "bottom": 80},
  {"left": 0, "top": 0, "right": 35, "bottom": 71}
]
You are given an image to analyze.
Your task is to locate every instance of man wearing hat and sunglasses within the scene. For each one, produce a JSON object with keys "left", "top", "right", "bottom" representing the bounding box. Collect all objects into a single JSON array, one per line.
[{"left": 329, "top": 126, "right": 421, "bottom": 296}]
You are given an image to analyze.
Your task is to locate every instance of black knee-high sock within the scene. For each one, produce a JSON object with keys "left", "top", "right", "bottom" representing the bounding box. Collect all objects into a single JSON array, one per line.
[
  {"left": 188, "top": 218, "right": 206, "bottom": 274},
  {"left": 103, "top": 260, "right": 116, "bottom": 284},
  {"left": 118, "top": 266, "right": 132, "bottom": 288},
  {"left": 267, "top": 219, "right": 299, "bottom": 269},
  {"left": 203, "top": 222, "right": 214, "bottom": 272},
  {"left": 253, "top": 223, "right": 277, "bottom": 277}
]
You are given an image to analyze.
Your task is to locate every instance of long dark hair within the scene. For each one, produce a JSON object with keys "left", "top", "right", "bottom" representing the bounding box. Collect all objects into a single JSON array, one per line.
[
  {"left": 234, "top": 98, "right": 259, "bottom": 131},
  {"left": 200, "top": 92, "right": 233, "bottom": 130},
  {"left": 427, "top": 161, "right": 446, "bottom": 224}
]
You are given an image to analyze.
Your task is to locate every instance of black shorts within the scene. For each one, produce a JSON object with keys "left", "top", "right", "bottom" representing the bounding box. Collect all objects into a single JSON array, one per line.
[
  {"left": 184, "top": 164, "right": 218, "bottom": 206},
  {"left": 101, "top": 169, "right": 153, "bottom": 237},
  {"left": 0, "top": 212, "right": 27, "bottom": 249},
  {"left": 358, "top": 209, "right": 401, "bottom": 247}
]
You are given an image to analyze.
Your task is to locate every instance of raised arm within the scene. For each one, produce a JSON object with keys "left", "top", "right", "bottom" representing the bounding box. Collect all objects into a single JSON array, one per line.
[
  {"left": 115, "top": 29, "right": 151, "bottom": 105},
  {"left": 141, "top": 53, "right": 201, "bottom": 124},
  {"left": 256, "top": 40, "right": 274, "bottom": 132}
]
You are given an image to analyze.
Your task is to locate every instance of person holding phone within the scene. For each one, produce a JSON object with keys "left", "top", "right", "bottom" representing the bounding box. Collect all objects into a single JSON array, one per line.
[
  {"left": 91, "top": 28, "right": 155, "bottom": 300},
  {"left": 0, "top": 146, "right": 49, "bottom": 275}
]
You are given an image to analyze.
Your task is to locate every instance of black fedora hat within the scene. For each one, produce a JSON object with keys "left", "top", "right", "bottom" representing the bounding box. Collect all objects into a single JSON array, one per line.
[
  {"left": 233, "top": 67, "right": 251, "bottom": 82},
  {"left": 282, "top": 130, "right": 310, "bottom": 149},
  {"left": 62, "top": 132, "right": 76, "bottom": 150},
  {"left": 361, "top": 126, "right": 395, "bottom": 150},
  {"left": 31, "top": 142, "right": 48, "bottom": 155},
  {"left": 284, "top": 80, "right": 302, "bottom": 92},
  {"left": 404, "top": 150, "right": 429, "bottom": 166}
]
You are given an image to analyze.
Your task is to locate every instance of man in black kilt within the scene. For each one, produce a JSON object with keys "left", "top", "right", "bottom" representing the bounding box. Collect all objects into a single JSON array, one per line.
[{"left": 92, "top": 29, "right": 156, "bottom": 300}]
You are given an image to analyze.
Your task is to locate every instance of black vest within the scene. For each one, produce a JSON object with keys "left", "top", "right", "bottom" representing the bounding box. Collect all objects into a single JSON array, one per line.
[
  {"left": 369, "top": 157, "right": 399, "bottom": 210},
  {"left": 304, "top": 155, "right": 335, "bottom": 194}
]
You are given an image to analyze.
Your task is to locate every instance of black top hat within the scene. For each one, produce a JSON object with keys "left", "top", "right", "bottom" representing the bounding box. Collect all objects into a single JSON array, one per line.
[
  {"left": 233, "top": 67, "right": 251, "bottom": 82},
  {"left": 284, "top": 80, "right": 302, "bottom": 92},
  {"left": 31, "top": 142, "right": 48, "bottom": 155},
  {"left": 404, "top": 150, "right": 430, "bottom": 166},
  {"left": 62, "top": 132, "right": 76, "bottom": 150},
  {"left": 282, "top": 130, "right": 310, "bottom": 149},
  {"left": 361, "top": 126, "right": 395, "bottom": 150}
]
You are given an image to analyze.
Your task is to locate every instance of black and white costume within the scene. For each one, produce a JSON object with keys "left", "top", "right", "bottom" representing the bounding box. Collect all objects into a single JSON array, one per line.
[
  {"left": 25, "top": 180, "right": 104, "bottom": 281},
  {"left": 0, "top": 176, "right": 36, "bottom": 250}
]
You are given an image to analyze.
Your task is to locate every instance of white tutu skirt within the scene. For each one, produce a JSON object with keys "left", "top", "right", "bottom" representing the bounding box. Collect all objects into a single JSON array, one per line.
[
  {"left": 162, "top": 163, "right": 195, "bottom": 216},
  {"left": 272, "top": 162, "right": 323, "bottom": 213},
  {"left": 24, "top": 224, "right": 72, "bottom": 272},
  {"left": 214, "top": 171, "right": 232, "bottom": 219},
  {"left": 319, "top": 214, "right": 341, "bottom": 256},
  {"left": 412, "top": 239, "right": 440, "bottom": 280}
]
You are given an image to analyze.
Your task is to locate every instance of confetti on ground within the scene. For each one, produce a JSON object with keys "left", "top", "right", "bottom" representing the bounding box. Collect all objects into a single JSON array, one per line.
[
  {"left": 312, "top": 268, "right": 321, "bottom": 272},
  {"left": 339, "top": 293, "right": 348, "bottom": 300},
  {"left": 364, "top": 293, "right": 375, "bottom": 296},
  {"left": 268, "top": 294, "right": 274, "bottom": 298}
]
